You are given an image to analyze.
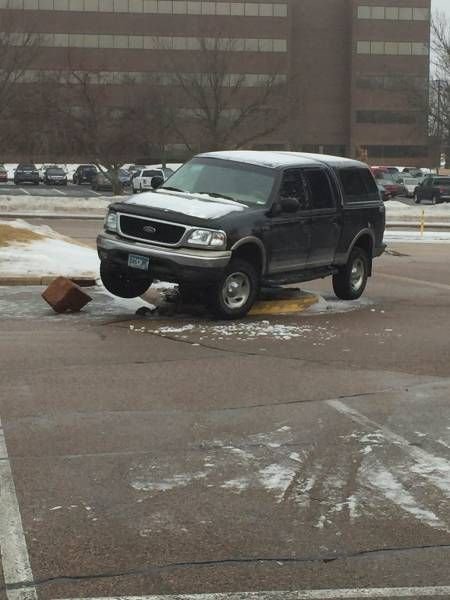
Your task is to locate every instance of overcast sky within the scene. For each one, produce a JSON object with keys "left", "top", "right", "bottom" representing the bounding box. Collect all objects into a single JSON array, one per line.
[{"left": 432, "top": 0, "right": 450, "bottom": 17}]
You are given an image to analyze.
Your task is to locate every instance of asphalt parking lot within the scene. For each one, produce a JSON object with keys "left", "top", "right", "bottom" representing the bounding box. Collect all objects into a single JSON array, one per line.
[
  {"left": 0, "top": 235, "right": 449, "bottom": 599},
  {"left": 0, "top": 181, "right": 115, "bottom": 198},
  {"left": 0, "top": 182, "right": 421, "bottom": 206}
]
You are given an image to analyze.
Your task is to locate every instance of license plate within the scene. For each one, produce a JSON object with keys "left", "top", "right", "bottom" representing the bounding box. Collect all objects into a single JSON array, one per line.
[{"left": 128, "top": 254, "right": 149, "bottom": 271}]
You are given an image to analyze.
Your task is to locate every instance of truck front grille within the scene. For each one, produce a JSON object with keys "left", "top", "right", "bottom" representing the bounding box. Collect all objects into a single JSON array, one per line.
[{"left": 119, "top": 215, "right": 186, "bottom": 245}]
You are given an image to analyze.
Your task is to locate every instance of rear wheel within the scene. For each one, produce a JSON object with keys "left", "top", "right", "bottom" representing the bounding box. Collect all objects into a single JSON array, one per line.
[
  {"left": 414, "top": 192, "right": 420, "bottom": 204},
  {"left": 332, "top": 247, "right": 369, "bottom": 301},
  {"left": 209, "top": 258, "right": 259, "bottom": 320},
  {"left": 100, "top": 260, "right": 152, "bottom": 298}
]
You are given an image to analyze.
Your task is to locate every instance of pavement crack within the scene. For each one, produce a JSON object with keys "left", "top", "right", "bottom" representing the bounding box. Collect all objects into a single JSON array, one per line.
[{"left": 3, "top": 543, "right": 450, "bottom": 592}]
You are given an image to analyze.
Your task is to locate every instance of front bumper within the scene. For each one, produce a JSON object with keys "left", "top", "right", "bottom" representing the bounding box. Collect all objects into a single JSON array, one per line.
[{"left": 97, "top": 232, "right": 231, "bottom": 283}]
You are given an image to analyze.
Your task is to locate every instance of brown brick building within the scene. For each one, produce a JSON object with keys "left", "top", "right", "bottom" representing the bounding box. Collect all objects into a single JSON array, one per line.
[{"left": 0, "top": 0, "right": 431, "bottom": 164}]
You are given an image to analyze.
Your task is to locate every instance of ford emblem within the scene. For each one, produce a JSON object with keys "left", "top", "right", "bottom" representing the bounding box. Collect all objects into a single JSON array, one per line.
[{"left": 143, "top": 225, "right": 156, "bottom": 234}]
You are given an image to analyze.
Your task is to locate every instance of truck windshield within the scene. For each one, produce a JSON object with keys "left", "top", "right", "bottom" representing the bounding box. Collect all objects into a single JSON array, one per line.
[{"left": 161, "top": 158, "right": 276, "bottom": 207}]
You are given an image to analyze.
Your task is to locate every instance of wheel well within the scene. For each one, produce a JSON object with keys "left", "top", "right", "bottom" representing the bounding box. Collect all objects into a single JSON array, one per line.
[
  {"left": 232, "top": 243, "right": 264, "bottom": 275},
  {"left": 353, "top": 234, "right": 373, "bottom": 275},
  {"left": 353, "top": 234, "right": 373, "bottom": 258}
]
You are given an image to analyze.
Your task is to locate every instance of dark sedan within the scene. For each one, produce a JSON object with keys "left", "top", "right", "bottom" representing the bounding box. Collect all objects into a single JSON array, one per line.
[
  {"left": 73, "top": 164, "right": 98, "bottom": 184},
  {"left": 44, "top": 167, "right": 67, "bottom": 185},
  {"left": 414, "top": 175, "right": 450, "bottom": 204},
  {"left": 14, "top": 164, "right": 39, "bottom": 185}
]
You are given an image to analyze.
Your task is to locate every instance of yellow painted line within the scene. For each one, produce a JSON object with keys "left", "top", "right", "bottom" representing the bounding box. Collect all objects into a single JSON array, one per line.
[{"left": 249, "top": 293, "right": 319, "bottom": 316}]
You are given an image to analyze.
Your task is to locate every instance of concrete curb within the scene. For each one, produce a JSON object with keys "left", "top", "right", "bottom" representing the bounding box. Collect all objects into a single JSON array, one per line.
[
  {"left": 0, "top": 212, "right": 105, "bottom": 220},
  {"left": 0, "top": 275, "right": 98, "bottom": 287},
  {"left": 2, "top": 212, "right": 450, "bottom": 228}
]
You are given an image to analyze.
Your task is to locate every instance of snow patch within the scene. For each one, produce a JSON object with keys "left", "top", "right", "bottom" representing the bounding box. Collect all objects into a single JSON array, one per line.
[
  {"left": 258, "top": 463, "right": 295, "bottom": 497},
  {"left": 146, "top": 320, "right": 337, "bottom": 343},
  {"left": 0, "top": 219, "right": 99, "bottom": 277},
  {"left": 368, "top": 463, "right": 447, "bottom": 530}
]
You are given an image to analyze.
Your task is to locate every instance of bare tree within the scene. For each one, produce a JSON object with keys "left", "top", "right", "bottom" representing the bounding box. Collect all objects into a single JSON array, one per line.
[
  {"left": 0, "top": 13, "right": 43, "bottom": 157},
  {"left": 127, "top": 80, "right": 178, "bottom": 167},
  {"left": 159, "top": 36, "right": 290, "bottom": 153},
  {"left": 49, "top": 65, "right": 140, "bottom": 194},
  {"left": 428, "top": 11, "right": 450, "bottom": 168}
]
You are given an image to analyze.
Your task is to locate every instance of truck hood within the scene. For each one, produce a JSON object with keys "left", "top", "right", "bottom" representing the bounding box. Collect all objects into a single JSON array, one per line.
[{"left": 123, "top": 189, "right": 247, "bottom": 220}]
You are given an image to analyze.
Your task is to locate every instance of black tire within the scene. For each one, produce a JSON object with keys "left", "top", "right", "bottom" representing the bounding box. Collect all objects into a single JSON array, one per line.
[
  {"left": 414, "top": 192, "right": 420, "bottom": 204},
  {"left": 100, "top": 260, "right": 152, "bottom": 298},
  {"left": 431, "top": 194, "right": 438, "bottom": 205},
  {"left": 209, "top": 258, "right": 259, "bottom": 320},
  {"left": 332, "top": 247, "right": 369, "bottom": 301}
]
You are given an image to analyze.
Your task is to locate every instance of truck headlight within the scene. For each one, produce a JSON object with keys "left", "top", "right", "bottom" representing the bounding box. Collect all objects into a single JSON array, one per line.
[
  {"left": 186, "top": 229, "right": 227, "bottom": 248},
  {"left": 105, "top": 211, "right": 118, "bottom": 232}
]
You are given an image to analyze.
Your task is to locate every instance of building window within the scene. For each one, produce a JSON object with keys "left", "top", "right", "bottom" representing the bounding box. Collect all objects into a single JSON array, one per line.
[
  {"left": 15, "top": 31, "right": 287, "bottom": 53},
  {"left": 99, "top": 0, "right": 113, "bottom": 10},
  {"left": 9, "top": 0, "right": 288, "bottom": 14},
  {"left": 357, "top": 5, "right": 370, "bottom": 18},
  {"left": 356, "top": 74, "right": 427, "bottom": 92},
  {"left": 15, "top": 68, "right": 285, "bottom": 88},
  {"left": 398, "top": 7, "right": 413, "bottom": 20},
  {"left": 244, "top": 3, "right": 258, "bottom": 16},
  {"left": 371, "top": 6, "right": 384, "bottom": 19},
  {"left": 356, "top": 41, "right": 370, "bottom": 54},
  {"left": 356, "top": 40, "right": 429, "bottom": 56},
  {"left": 357, "top": 5, "right": 429, "bottom": 21},
  {"left": 230, "top": 2, "right": 244, "bottom": 15},
  {"left": 273, "top": 3, "right": 287, "bottom": 17},
  {"left": 356, "top": 110, "right": 418, "bottom": 124},
  {"left": 385, "top": 6, "right": 398, "bottom": 19},
  {"left": 366, "top": 145, "right": 428, "bottom": 158}
]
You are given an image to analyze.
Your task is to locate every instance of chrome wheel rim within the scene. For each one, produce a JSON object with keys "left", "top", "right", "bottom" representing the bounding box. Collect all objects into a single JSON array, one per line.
[
  {"left": 222, "top": 272, "right": 251, "bottom": 309},
  {"left": 351, "top": 258, "right": 365, "bottom": 292}
]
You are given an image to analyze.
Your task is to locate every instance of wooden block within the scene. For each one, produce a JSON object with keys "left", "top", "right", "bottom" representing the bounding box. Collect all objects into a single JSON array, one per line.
[{"left": 42, "top": 276, "right": 92, "bottom": 313}]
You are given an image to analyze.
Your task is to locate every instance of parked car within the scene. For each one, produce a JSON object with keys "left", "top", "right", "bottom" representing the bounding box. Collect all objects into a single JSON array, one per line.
[
  {"left": 402, "top": 176, "right": 421, "bottom": 198},
  {"left": 414, "top": 175, "right": 450, "bottom": 204},
  {"left": 0, "top": 164, "right": 7, "bottom": 182},
  {"left": 73, "top": 164, "right": 98, "bottom": 185},
  {"left": 377, "top": 183, "right": 392, "bottom": 202},
  {"left": 91, "top": 169, "right": 132, "bottom": 192},
  {"left": 132, "top": 168, "right": 169, "bottom": 193},
  {"left": 39, "top": 164, "right": 56, "bottom": 181},
  {"left": 43, "top": 166, "right": 67, "bottom": 185},
  {"left": 97, "top": 151, "right": 386, "bottom": 319},
  {"left": 371, "top": 169, "right": 407, "bottom": 197},
  {"left": 375, "top": 165, "right": 401, "bottom": 176},
  {"left": 14, "top": 163, "right": 39, "bottom": 185},
  {"left": 401, "top": 167, "right": 423, "bottom": 176}
]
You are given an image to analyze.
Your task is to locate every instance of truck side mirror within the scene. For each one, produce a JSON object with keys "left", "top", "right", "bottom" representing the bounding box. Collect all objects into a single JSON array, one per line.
[
  {"left": 151, "top": 176, "right": 164, "bottom": 189},
  {"left": 279, "top": 196, "right": 300, "bottom": 213}
]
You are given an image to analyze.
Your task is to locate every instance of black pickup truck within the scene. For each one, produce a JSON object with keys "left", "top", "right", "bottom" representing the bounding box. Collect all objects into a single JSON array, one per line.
[{"left": 97, "top": 151, "right": 385, "bottom": 319}]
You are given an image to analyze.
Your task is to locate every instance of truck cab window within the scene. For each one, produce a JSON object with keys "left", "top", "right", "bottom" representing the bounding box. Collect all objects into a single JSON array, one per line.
[
  {"left": 279, "top": 169, "right": 309, "bottom": 210},
  {"left": 303, "top": 168, "right": 335, "bottom": 209}
]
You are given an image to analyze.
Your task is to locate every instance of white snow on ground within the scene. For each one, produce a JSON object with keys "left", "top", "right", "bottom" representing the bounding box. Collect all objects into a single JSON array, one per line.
[
  {"left": 0, "top": 195, "right": 113, "bottom": 214},
  {"left": 367, "top": 462, "right": 446, "bottom": 530},
  {"left": 384, "top": 230, "right": 450, "bottom": 243},
  {"left": 385, "top": 200, "right": 450, "bottom": 219},
  {"left": 143, "top": 320, "right": 338, "bottom": 343},
  {"left": 0, "top": 219, "right": 99, "bottom": 277},
  {"left": 306, "top": 294, "right": 374, "bottom": 314},
  {"left": 0, "top": 286, "right": 156, "bottom": 320}
]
